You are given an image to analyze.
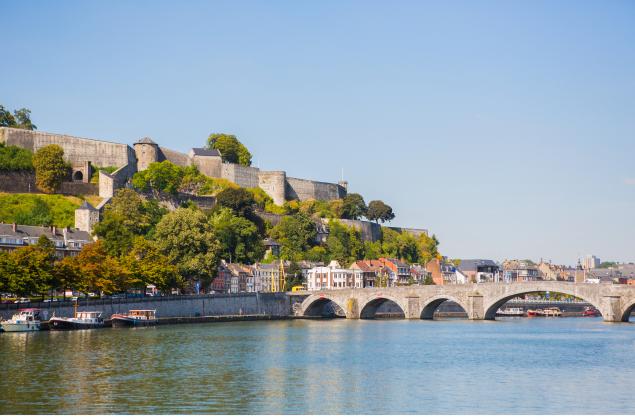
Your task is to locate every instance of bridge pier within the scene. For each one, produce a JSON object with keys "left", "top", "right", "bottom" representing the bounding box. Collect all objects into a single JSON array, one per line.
[
  {"left": 601, "top": 296, "right": 622, "bottom": 322},
  {"left": 405, "top": 296, "right": 421, "bottom": 319},
  {"left": 467, "top": 294, "right": 485, "bottom": 320},
  {"left": 345, "top": 298, "right": 360, "bottom": 319}
]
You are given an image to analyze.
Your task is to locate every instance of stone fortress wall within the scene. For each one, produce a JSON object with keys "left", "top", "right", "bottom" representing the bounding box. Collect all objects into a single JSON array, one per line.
[
  {"left": 0, "top": 127, "right": 346, "bottom": 205},
  {"left": 0, "top": 127, "right": 134, "bottom": 168}
]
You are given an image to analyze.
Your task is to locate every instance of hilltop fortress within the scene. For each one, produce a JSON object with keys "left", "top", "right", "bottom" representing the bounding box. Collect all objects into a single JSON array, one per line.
[{"left": 0, "top": 127, "right": 347, "bottom": 205}]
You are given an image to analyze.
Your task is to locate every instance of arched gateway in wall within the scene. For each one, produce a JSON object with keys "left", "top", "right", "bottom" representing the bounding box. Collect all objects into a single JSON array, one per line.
[{"left": 298, "top": 282, "right": 635, "bottom": 322}]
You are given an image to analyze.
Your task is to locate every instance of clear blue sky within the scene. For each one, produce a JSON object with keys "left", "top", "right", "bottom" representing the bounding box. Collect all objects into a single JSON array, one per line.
[{"left": 2, "top": 0, "right": 634, "bottom": 265}]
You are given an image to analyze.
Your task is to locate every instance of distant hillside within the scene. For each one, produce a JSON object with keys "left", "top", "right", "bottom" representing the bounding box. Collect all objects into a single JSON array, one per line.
[{"left": 0, "top": 193, "right": 101, "bottom": 227}]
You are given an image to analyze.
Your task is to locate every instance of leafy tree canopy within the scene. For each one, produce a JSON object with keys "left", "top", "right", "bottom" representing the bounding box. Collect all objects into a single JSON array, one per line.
[
  {"left": 0, "top": 143, "right": 34, "bottom": 171},
  {"left": 0, "top": 105, "right": 37, "bottom": 130},
  {"left": 32, "top": 144, "right": 69, "bottom": 193},
  {"left": 153, "top": 207, "right": 221, "bottom": 286},
  {"left": 206, "top": 133, "right": 252, "bottom": 166},
  {"left": 210, "top": 208, "right": 264, "bottom": 264},
  {"left": 270, "top": 212, "right": 316, "bottom": 261},
  {"left": 341, "top": 193, "right": 367, "bottom": 220},
  {"left": 366, "top": 200, "right": 395, "bottom": 224}
]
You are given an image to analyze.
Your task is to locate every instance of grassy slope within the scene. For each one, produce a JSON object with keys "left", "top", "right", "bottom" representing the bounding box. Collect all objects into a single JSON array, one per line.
[{"left": 0, "top": 193, "right": 102, "bottom": 227}]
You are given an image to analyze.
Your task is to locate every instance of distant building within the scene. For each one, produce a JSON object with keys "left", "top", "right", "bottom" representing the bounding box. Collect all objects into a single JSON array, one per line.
[
  {"left": 425, "top": 258, "right": 458, "bottom": 285},
  {"left": 457, "top": 259, "right": 500, "bottom": 283},
  {"left": 0, "top": 223, "right": 93, "bottom": 258},
  {"left": 379, "top": 257, "right": 411, "bottom": 285},
  {"left": 502, "top": 260, "right": 541, "bottom": 283},
  {"left": 307, "top": 261, "right": 362, "bottom": 290},
  {"left": 582, "top": 255, "right": 601, "bottom": 270}
]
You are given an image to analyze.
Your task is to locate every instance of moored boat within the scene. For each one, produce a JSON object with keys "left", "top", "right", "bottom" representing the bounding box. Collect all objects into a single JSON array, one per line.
[
  {"left": 526, "top": 309, "right": 545, "bottom": 317},
  {"left": 582, "top": 306, "right": 601, "bottom": 317},
  {"left": 49, "top": 311, "right": 104, "bottom": 330},
  {"left": 0, "top": 309, "right": 42, "bottom": 332},
  {"left": 543, "top": 307, "right": 562, "bottom": 317},
  {"left": 496, "top": 307, "right": 526, "bottom": 317},
  {"left": 111, "top": 309, "right": 157, "bottom": 327}
]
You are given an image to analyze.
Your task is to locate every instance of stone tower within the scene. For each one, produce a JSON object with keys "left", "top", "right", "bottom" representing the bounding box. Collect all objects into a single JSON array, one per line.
[
  {"left": 133, "top": 137, "right": 159, "bottom": 171},
  {"left": 75, "top": 201, "right": 99, "bottom": 233}
]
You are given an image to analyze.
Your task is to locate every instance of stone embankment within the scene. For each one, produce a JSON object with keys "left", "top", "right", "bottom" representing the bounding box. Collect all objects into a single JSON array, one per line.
[{"left": 0, "top": 293, "right": 308, "bottom": 324}]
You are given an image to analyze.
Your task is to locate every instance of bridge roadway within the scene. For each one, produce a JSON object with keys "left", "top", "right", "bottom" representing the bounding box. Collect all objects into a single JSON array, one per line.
[{"left": 296, "top": 282, "right": 635, "bottom": 322}]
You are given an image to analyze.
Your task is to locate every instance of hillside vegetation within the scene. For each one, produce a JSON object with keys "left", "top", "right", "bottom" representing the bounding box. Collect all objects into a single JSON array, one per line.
[{"left": 0, "top": 193, "right": 101, "bottom": 227}]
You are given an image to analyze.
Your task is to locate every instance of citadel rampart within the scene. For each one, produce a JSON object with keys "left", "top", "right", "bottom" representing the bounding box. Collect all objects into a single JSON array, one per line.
[
  {"left": 0, "top": 127, "right": 134, "bottom": 168},
  {"left": 0, "top": 127, "right": 347, "bottom": 205}
]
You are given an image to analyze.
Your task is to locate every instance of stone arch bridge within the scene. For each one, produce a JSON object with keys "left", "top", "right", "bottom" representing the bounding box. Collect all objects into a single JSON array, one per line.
[{"left": 297, "top": 282, "right": 635, "bottom": 322}]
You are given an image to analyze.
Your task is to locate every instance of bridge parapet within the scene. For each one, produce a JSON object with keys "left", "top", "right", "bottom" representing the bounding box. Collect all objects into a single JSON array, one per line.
[{"left": 297, "top": 282, "right": 635, "bottom": 322}]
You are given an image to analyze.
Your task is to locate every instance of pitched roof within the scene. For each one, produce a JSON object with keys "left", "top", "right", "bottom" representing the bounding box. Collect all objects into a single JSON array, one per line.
[
  {"left": 0, "top": 224, "right": 92, "bottom": 242},
  {"left": 78, "top": 201, "right": 97, "bottom": 211},
  {"left": 191, "top": 148, "right": 221, "bottom": 157},
  {"left": 458, "top": 259, "right": 499, "bottom": 271},
  {"left": 134, "top": 136, "right": 157, "bottom": 145}
]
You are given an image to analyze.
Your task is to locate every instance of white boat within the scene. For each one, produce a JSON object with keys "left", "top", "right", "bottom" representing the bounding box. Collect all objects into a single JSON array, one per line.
[
  {"left": 0, "top": 308, "right": 42, "bottom": 332},
  {"left": 49, "top": 311, "right": 104, "bottom": 330},
  {"left": 496, "top": 307, "right": 526, "bottom": 317}
]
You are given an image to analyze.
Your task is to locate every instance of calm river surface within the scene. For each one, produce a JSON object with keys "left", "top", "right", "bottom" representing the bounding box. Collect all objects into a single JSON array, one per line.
[{"left": 1, "top": 317, "right": 635, "bottom": 414}]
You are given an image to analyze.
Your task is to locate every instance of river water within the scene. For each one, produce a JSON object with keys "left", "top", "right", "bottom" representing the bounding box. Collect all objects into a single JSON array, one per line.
[{"left": 1, "top": 317, "right": 635, "bottom": 414}]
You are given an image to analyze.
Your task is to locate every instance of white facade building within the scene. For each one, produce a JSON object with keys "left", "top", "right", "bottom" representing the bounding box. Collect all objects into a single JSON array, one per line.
[{"left": 307, "top": 261, "right": 363, "bottom": 291}]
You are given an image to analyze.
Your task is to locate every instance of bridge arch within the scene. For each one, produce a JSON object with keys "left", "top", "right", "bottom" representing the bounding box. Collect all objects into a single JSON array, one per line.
[
  {"left": 420, "top": 295, "right": 469, "bottom": 319},
  {"left": 359, "top": 295, "right": 406, "bottom": 319},
  {"left": 300, "top": 294, "right": 347, "bottom": 318},
  {"left": 483, "top": 285, "right": 603, "bottom": 320},
  {"left": 620, "top": 299, "right": 635, "bottom": 322}
]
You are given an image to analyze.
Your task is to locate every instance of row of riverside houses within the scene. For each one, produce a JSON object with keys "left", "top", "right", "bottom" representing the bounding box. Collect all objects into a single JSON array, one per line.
[
  {"left": 306, "top": 258, "right": 428, "bottom": 291},
  {"left": 0, "top": 222, "right": 93, "bottom": 258},
  {"left": 425, "top": 257, "right": 635, "bottom": 285}
]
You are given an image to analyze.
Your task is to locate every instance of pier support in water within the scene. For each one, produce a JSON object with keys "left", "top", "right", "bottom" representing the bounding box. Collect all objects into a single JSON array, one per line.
[
  {"left": 601, "top": 296, "right": 622, "bottom": 322},
  {"left": 467, "top": 294, "right": 485, "bottom": 320}
]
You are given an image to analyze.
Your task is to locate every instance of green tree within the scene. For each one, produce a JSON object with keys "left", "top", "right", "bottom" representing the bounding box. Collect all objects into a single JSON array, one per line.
[
  {"left": 341, "top": 193, "right": 367, "bottom": 220},
  {"left": 73, "top": 241, "right": 129, "bottom": 295},
  {"left": 210, "top": 208, "right": 264, "bottom": 264},
  {"left": 132, "top": 161, "right": 184, "bottom": 195},
  {"left": 153, "top": 208, "right": 221, "bottom": 291},
  {"left": 207, "top": 133, "right": 252, "bottom": 166},
  {"left": 124, "top": 237, "right": 183, "bottom": 294},
  {"left": 270, "top": 212, "right": 316, "bottom": 261},
  {"left": 5, "top": 236, "right": 56, "bottom": 297},
  {"left": 325, "top": 220, "right": 364, "bottom": 265},
  {"left": 418, "top": 233, "right": 440, "bottom": 264},
  {"left": 32, "top": 144, "right": 69, "bottom": 193},
  {"left": 366, "top": 200, "right": 395, "bottom": 223},
  {"left": 0, "top": 105, "right": 36, "bottom": 130},
  {"left": 52, "top": 256, "right": 83, "bottom": 298},
  {"left": 0, "top": 143, "right": 34, "bottom": 171},
  {"left": 93, "top": 189, "right": 167, "bottom": 256},
  {"left": 214, "top": 187, "right": 256, "bottom": 217}
]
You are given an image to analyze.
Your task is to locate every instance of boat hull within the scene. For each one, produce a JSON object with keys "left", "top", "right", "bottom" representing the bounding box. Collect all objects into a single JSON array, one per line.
[
  {"left": 0, "top": 321, "right": 41, "bottom": 332},
  {"left": 111, "top": 316, "right": 158, "bottom": 328},
  {"left": 48, "top": 318, "right": 104, "bottom": 330}
]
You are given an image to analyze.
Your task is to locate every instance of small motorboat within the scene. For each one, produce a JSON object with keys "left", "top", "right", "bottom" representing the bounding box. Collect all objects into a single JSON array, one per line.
[
  {"left": 111, "top": 309, "right": 158, "bottom": 327},
  {"left": 582, "top": 306, "right": 601, "bottom": 317},
  {"left": 49, "top": 311, "right": 104, "bottom": 330},
  {"left": 0, "top": 308, "right": 42, "bottom": 332}
]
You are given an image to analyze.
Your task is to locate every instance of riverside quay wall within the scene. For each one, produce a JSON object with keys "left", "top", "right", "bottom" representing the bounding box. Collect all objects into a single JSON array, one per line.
[{"left": 0, "top": 293, "right": 308, "bottom": 321}]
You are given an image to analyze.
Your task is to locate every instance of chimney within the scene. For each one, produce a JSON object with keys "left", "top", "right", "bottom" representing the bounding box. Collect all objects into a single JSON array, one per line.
[{"left": 12, "top": 222, "right": 16, "bottom": 233}]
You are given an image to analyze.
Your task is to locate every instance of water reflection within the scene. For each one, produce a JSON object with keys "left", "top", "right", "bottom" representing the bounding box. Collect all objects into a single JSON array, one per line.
[{"left": 1, "top": 318, "right": 635, "bottom": 414}]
